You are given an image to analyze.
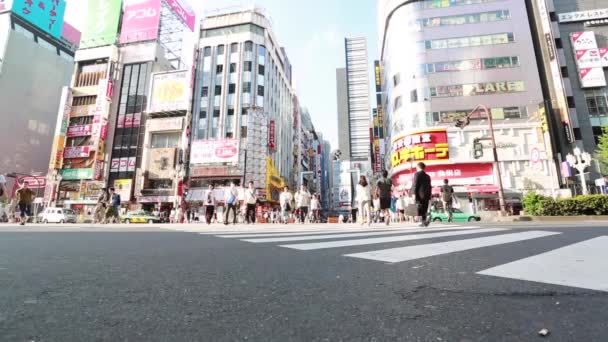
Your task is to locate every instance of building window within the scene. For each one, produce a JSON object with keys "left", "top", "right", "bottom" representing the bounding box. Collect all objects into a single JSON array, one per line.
[
  {"left": 230, "top": 43, "right": 238, "bottom": 53},
  {"left": 430, "top": 81, "right": 525, "bottom": 98},
  {"left": 421, "top": 10, "right": 510, "bottom": 28},
  {"left": 393, "top": 73, "right": 401, "bottom": 87},
  {"left": 560, "top": 66, "right": 569, "bottom": 78},
  {"left": 241, "top": 126, "right": 247, "bottom": 138},
  {"left": 203, "top": 47, "right": 211, "bottom": 56},
  {"left": 257, "top": 85, "right": 264, "bottom": 96},
  {"left": 216, "top": 64, "right": 223, "bottom": 74},
  {"left": 151, "top": 133, "right": 181, "bottom": 148},
  {"left": 424, "top": 32, "right": 514, "bottom": 50},
  {"left": 227, "top": 108, "right": 235, "bottom": 116},
  {"left": 259, "top": 65, "right": 265, "bottom": 75},
  {"left": 567, "top": 96, "right": 576, "bottom": 108},
  {"left": 421, "top": 56, "right": 519, "bottom": 74},
  {"left": 244, "top": 61, "right": 252, "bottom": 72},
  {"left": 201, "top": 86, "right": 209, "bottom": 97},
  {"left": 230, "top": 63, "right": 237, "bottom": 73},
  {"left": 215, "top": 86, "right": 222, "bottom": 95},
  {"left": 217, "top": 45, "right": 225, "bottom": 55},
  {"left": 226, "top": 132, "right": 234, "bottom": 138},
  {"left": 242, "top": 108, "right": 248, "bottom": 115},
  {"left": 245, "top": 41, "right": 253, "bottom": 51},
  {"left": 229, "top": 84, "right": 236, "bottom": 94},
  {"left": 428, "top": 106, "right": 525, "bottom": 123},
  {"left": 242, "top": 82, "right": 251, "bottom": 93},
  {"left": 421, "top": 0, "right": 499, "bottom": 9},
  {"left": 555, "top": 38, "right": 562, "bottom": 49},
  {"left": 410, "top": 90, "right": 418, "bottom": 103},
  {"left": 394, "top": 96, "right": 403, "bottom": 110},
  {"left": 213, "top": 109, "right": 220, "bottom": 117},
  {"left": 573, "top": 128, "right": 582, "bottom": 140},
  {"left": 585, "top": 90, "right": 608, "bottom": 117},
  {"left": 200, "top": 110, "right": 207, "bottom": 119}
]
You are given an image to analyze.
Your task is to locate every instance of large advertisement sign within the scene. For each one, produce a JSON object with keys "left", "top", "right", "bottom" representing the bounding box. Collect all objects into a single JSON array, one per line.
[
  {"left": 269, "top": 120, "right": 276, "bottom": 150},
  {"left": 80, "top": 0, "right": 122, "bottom": 48},
  {"left": 559, "top": 9, "right": 608, "bottom": 23},
  {"left": 575, "top": 49, "right": 602, "bottom": 69},
  {"left": 148, "top": 70, "right": 189, "bottom": 113},
  {"left": 579, "top": 67, "right": 607, "bottom": 88},
  {"left": 571, "top": 31, "right": 598, "bottom": 50},
  {"left": 391, "top": 129, "right": 449, "bottom": 168},
  {"left": 165, "top": 0, "right": 195, "bottom": 31},
  {"left": 190, "top": 139, "right": 239, "bottom": 165},
  {"left": 66, "top": 124, "right": 93, "bottom": 137},
  {"left": 60, "top": 168, "right": 94, "bottom": 180},
  {"left": 119, "top": 0, "right": 162, "bottom": 44},
  {"left": 49, "top": 87, "right": 71, "bottom": 170},
  {"left": 394, "top": 163, "right": 495, "bottom": 188},
  {"left": 63, "top": 146, "right": 92, "bottom": 159},
  {"left": 113, "top": 179, "right": 133, "bottom": 202},
  {"left": 12, "top": 0, "right": 66, "bottom": 39}
]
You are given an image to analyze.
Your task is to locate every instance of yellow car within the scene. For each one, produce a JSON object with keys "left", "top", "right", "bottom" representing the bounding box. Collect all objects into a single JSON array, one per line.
[{"left": 120, "top": 210, "right": 161, "bottom": 224}]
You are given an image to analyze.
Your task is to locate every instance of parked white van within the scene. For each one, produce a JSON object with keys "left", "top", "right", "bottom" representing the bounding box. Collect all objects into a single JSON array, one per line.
[{"left": 38, "top": 208, "right": 77, "bottom": 223}]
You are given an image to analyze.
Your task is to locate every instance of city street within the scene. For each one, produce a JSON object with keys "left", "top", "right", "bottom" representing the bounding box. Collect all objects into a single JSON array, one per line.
[{"left": 1, "top": 222, "right": 607, "bottom": 341}]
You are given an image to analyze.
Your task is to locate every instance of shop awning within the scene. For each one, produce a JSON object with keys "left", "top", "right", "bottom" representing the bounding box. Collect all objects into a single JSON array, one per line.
[{"left": 466, "top": 185, "right": 500, "bottom": 194}]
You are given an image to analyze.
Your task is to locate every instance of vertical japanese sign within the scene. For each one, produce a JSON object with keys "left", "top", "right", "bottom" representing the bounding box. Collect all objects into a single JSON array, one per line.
[
  {"left": 269, "top": 120, "right": 276, "bottom": 151},
  {"left": 12, "top": 0, "right": 66, "bottom": 39},
  {"left": 119, "top": 0, "right": 161, "bottom": 44},
  {"left": 49, "top": 87, "right": 71, "bottom": 170},
  {"left": 80, "top": 0, "right": 122, "bottom": 48}
]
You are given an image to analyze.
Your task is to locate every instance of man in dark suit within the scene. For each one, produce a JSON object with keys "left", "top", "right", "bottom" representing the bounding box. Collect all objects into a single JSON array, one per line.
[{"left": 411, "top": 162, "right": 432, "bottom": 227}]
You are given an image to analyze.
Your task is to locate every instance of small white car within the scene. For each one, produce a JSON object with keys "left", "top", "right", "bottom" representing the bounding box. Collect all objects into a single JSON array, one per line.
[{"left": 38, "top": 207, "right": 77, "bottom": 224}]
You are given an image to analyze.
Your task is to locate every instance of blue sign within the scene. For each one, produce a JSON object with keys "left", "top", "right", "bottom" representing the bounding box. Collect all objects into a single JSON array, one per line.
[{"left": 12, "top": 0, "right": 66, "bottom": 39}]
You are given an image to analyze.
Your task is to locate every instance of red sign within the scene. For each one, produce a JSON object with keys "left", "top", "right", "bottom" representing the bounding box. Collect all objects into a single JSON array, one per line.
[
  {"left": 269, "top": 120, "right": 276, "bottom": 150},
  {"left": 110, "top": 158, "right": 120, "bottom": 172},
  {"left": 374, "top": 143, "right": 381, "bottom": 173},
  {"left": 125, "top": 114, "right": 134, "bottom": 128},
  {"left": 392, "top": 129, "right": 449, "bottom": 167},
  {"left": 215, "top": 144, "right": 238, "bottom": 159},
  {"left": 119, "top": 0, "right": 162, "bottom": 44},
  {"left": 117, "top": 114, "right": 125, "bottom": 128},
  {"left": 66, "top": 124, "right": 93, "bottom": 137},
  {"left": 94, "top": 161, "right": 104, "bottom": 180},
  {"left": 133, "top": 113, "right": 142, "bottom": 127},
  {"left": 64, "top": 146, "right": 91, "bottom": 159},
  {"left": 394, "top": 163, "right": 495, "bottom": 188},
  {"left": 106, "top": 80, "right": 114, "bottom": 100}
]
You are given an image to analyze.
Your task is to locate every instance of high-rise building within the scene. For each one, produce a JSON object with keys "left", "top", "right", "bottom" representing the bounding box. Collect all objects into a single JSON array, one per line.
[
  {"left": 528, "top": 0, "right": 608, "bottom": 186},
  {"left": 336, "top": 37, "right": 372, "bottom": 168},
  {"left": 187, "top": 8, "right": 296, "bottom": 204},
  {"left": 378, "top": 0, "right": 561, "bottom": 208},
  {"left": 0, "top": 1, "right": 77, "bottom": 179}
]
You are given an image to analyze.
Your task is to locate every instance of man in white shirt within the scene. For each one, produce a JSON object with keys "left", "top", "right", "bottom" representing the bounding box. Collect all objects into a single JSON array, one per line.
[
  {"left": 205, "top": 184, "right": 216, "bottom": 225},
  {"left": 244, "top": 181, "right": 258, "bottom": 224},
  {"left": 295, "top": 185, "right": 311, "bottom": 224},
  {"left": 224, "top": 183, "right": 239, "bottom": 225},
  {"left": 279, "top": 186, "right": 293, "bottom": 224}
]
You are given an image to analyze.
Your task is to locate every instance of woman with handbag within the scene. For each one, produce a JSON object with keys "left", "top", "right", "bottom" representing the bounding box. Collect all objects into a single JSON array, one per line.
[
  {"left": 224, "top": 183, "right": 239, "bottom": 225},
  {"left": 280, "top": 186, "right": 293, "bottom": 224}
]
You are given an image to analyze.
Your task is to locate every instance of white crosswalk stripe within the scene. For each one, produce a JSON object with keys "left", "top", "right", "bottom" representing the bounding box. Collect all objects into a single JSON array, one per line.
[
  {"left": 345, "top": 230, "right": 561, "bottom": 263},
  {"left": 280, "top": 227, "right": 504, "bottom": 250}
]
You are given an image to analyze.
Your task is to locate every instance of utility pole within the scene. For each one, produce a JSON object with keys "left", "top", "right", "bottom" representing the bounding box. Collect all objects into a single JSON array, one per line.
[{"left": 455, "top": 104, "right": 507, "bottom": 215}]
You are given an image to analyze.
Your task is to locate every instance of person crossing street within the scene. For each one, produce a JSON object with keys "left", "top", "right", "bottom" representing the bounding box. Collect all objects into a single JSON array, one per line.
[
  {"left": 375, "top": 170, "right": 393, "bottom": 226},
  {"left": 15, "top": 181, "right": 35, "bottom": 226},
  {"left": 244, "top": 181, "right": 258, "bottom": 224},
  {"left": 411, "top": 162, "right": 432, "bottom": 227},
  {"left": 295, "top": 185, "right": 311, "bottom": 224},
  {"left": 440, "top": 179, "right": 455, "bottom": 223},
  {"left": 279, "top": 186, "right": 293, "bottom": 224}
]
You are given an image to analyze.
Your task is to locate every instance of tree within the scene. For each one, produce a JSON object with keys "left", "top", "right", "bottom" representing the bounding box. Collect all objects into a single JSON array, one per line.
[{"left": 595, "top": 127, "right": 608, "bottom": 175}]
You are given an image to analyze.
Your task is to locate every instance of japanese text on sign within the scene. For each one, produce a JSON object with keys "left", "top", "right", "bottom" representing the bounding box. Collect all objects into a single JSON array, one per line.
[{"left": 391, "top": 129, "right": 449, "bottom": 167}]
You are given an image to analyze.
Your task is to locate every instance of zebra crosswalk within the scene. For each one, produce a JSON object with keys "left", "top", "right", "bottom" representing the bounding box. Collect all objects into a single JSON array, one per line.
[{"left": 199, "top": 225, "right": 608, "bottom": 292}]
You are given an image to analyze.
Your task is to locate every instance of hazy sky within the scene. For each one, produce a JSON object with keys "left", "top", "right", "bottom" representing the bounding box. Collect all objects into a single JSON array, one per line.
[{"left": 64, "top": 0, "right": 379, "bottom": 149}]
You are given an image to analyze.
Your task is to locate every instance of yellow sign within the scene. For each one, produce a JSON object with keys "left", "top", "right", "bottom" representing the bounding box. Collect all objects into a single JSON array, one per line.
[{"left": 266, "top": 157, "right": 286, "bottom": 203}]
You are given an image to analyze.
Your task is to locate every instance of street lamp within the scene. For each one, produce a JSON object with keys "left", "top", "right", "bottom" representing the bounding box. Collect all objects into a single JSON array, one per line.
[
  {"left": 455, "top": 105, "right": 507, "bottom": 215},
  {"left": 566, "top": 147, "right": 592, "bottom": 195}
]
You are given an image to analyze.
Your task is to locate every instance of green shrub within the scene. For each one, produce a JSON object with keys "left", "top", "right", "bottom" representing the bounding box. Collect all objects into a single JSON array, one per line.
[
  {"left": 522, "top": 192, "right": 549, "bottom": 216},
  {"left": 530, "top": 194, "right": 608, "bottom": 216}
]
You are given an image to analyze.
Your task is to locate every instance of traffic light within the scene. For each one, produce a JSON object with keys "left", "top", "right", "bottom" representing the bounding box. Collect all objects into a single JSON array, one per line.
[
  {"left": 455, "top": 118, "right": 470, "bottom": 129},
  {"left": 473, "top": 138, "right": 483, "bottom": 159}
]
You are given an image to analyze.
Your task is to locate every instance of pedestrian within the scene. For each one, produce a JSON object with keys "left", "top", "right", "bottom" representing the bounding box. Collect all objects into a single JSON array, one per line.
[
  {"left": 375, "top": 170, "right": 393, "bottom": 226},
  {"left": 106, "top": 187, "right": 121, "bottom": 223},
  {"left": 205, "top": 184, "right": 216, "bottom": 225},
  {"left": 0, "top": 173, "right": 7, "bottom": 200},
  {"left": 224, "top": 183, "right": 239, "bottom": 225},
  {"left": 170, "top": 207, "right": 177, "bottom": 224},
  {"left": 15, "top": 181, "right": 35, "bottom": 226},
  {"left": 310, "top": 194, "right": 321, "bottom": 223},
  {"left": 395, "top": 191, "right": 405, "bottom": 223},
  {"left": 295, "top": 184, "right": 311, "bottom": 224},
  {"left": 411, "top": 162, "right": 432, "bottom": 227},
  {"left": 440, "top": 179, "right": 455, "bottom": 222},
  {"left": 279, "top": 186, "right": 293, "bottom": 224},
  {"left": 95, "top": 187, "right": 109, "bottom": 224},
  {"left": 355, "top": 175, "right": 372, "bottom": 226},
  {"left": 244, "top": 181, "right": 258, "bottom": 224}
]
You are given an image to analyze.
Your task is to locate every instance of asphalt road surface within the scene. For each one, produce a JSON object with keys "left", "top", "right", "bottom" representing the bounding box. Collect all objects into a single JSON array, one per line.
[{"left": 1, "top": 222, "right": 607, "bottom": 341}]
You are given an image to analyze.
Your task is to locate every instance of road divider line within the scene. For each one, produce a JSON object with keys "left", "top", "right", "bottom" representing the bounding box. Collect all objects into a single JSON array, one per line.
[
  {"left": 281, "top": 228, "right": 504, "bottom": 250},
  {"left": 345, "top": 230, "right": 561, "bottom": 263},
  {"left": 478, "top": 236, "right": 608, "bottom": 292},
  {"left": 240, "top": 226, "right": 478, "bottom": 243}
]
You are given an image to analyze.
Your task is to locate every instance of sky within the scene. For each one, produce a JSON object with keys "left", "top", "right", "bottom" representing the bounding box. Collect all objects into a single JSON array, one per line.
[{"left": 64, "top": 0, "right": 379, "bottom": 150}]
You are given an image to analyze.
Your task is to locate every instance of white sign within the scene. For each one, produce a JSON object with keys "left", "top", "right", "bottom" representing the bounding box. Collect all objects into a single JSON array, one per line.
[
  {"left": 190, "top": 139, "right": 239, "bottom": 165},
  {"left": 575, "top": 49, "right": 602, "bottom": 68},
  {"left": 0, "top": 0, "right": 13, "bottom": 12},
  {"left": 147, "top": 117, "right": 183, "bottom": 132},
  {"left": 570, "top": 31, "right": 598, "bottom": 51},
  {"left": 600, "top": 48, "right": 608, "bottom": 67},
  {"left": 559, "top": 8, "right": 608, "bottom": 23},
  {"left": 148, "top": 70, "right": 190, "bottom": 113},
  {"left": 579, "top": 67, "right": 607, "bottom": 88},
  {"left": 530, "top": 148, "right": 541, "bottom": 164}
]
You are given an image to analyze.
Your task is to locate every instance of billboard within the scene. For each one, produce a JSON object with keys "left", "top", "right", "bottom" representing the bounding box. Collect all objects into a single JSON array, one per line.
[
  {"left": 559, "top": 9, "right": 608, "bottom": 23},
  {"left": 63, "top": 146, "right": 92, "bottom": 159},
  {"left": 570, "top": 31, "right": 597, "bottom": 51},
  {"left": 12, "top": 0, "right": 66, "bottom": 39},
  {"left": 190, "top": 139, "right": 239, "bottom": 165},
  {"left": 574, "top": 49, "right": 602, "bottom": 69},
  {"left": 60, "top": 168, "right": 94, "bottom": 180},
  {"left": 391, "top": 129, "right": 449, "bottom": 168},
  {"left": 148, "top": 70, "right": 190, "bottom": 113},
  {"left": 119, "top": 0, "right": 162, "bottom": 44},
  {"left": 49, "top": 87, "right": 72, "bottom": 170},
  {"left": 80, "top": 0, "right": 122, "bottom": 48},
  {"left": 165, "top": 0, "right": 195, "bottom": 31},
  {"left": 113, "top": 179, "right": 132, "bottom": 202},
  {"left": 269, "top": 120, "right": 276, "bottom": 150},
  {"left": 579, "top": 67, "right": 607, "bottom": 88},
  {"left": 66, "top": 124, "right": 93, "bottom": 137}
]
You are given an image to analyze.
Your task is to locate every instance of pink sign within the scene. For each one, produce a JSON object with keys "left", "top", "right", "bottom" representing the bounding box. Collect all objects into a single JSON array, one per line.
[
  {"left": 119, "top": 0, "right": 162, "bottom": 44},
  {"left": 394, "top": 163, "right": 495, "bottom": 188},
  {"left": 66, "top": 124, "right": 93, "bottom": 137},
  {"left": 61, "top": 21, "right": 81, "bottom": 46},
  {"left": 165, "top": 0, "right": 195, "bottom": 31},
  {"left": 125, "top": 114, "right": 134, "bottom": 128},
  {"left": 64, "top": 146, "right": 91, "bottom": 159},
  {"left": 133, "top": 113, "right": 142, "bottom": 127}
]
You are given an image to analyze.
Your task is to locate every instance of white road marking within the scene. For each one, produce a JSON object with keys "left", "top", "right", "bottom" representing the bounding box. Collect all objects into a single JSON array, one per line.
[
  {"left": 214, "top": 230, "right": 392, "bottom": 238},
  {"left": 478, "top": 236, "right": 608, "bottom": 292},
  {"left": 345, "top": 230, "right": 561, "bottom": 263},
  {"left": 280, "top": 228, "right": 505, "bottom": 250},
  {"left": 240, "top": 226, "right": 479, "bottom": 243}
]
